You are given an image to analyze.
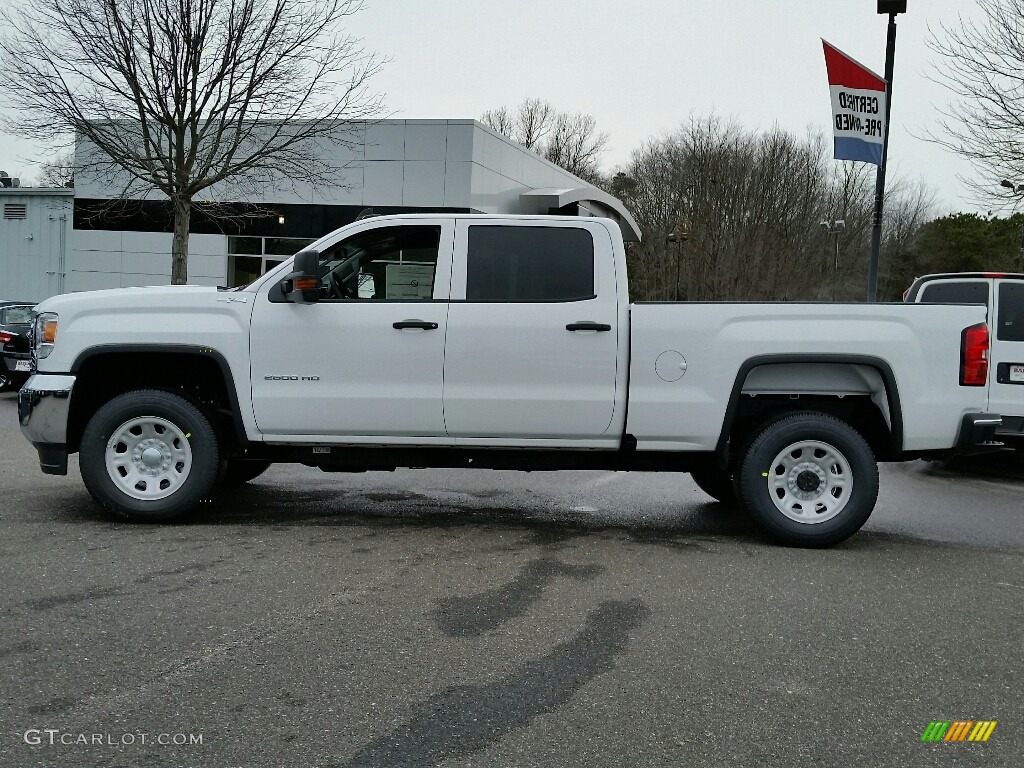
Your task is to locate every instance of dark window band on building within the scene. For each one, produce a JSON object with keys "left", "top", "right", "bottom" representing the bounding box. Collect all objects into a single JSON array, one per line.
[{"left": 73, "top": 199, "right": 470, "bottom": 238}]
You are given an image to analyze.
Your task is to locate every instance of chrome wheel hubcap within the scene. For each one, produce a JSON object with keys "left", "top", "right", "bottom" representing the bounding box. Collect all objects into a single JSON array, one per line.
[
  {"left": 766, "top": 440, "right": 852, "bottom": 524},
  {"left": 104, "top": 416, "right": 192, "bottom": 500}
]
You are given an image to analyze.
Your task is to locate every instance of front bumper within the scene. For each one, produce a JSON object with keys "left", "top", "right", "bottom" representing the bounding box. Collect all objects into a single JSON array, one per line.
[
  {"left": 952, "top": 413, "right": 1003, "bottom": 455},
  {"left": 18, "top": 374, "right": 76, "bottom": 475}
]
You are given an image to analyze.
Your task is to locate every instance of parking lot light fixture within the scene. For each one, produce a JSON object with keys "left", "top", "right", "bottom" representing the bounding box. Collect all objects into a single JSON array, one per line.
[{"left": 821, "top": 219, "right": 845, "bottom": 300}]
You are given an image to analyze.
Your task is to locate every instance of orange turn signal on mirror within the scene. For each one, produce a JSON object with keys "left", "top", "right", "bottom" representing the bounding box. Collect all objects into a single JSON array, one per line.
[{"left": 293, "top": 278, "right": 319, "bottom": 291}]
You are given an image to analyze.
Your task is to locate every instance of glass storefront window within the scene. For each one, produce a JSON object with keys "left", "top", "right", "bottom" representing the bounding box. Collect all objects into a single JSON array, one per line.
[
  {"left": 226, "top": 237, "right": 316, "bottom": 287},
  {"left": 228, "top": 236, "right": 262, "bottom": 255},
  {"left": 229, "top": 255, "right": 263, "bottom": 287},
  {"left": 265, "top": 237, "right": 315, "bottom": 256}
]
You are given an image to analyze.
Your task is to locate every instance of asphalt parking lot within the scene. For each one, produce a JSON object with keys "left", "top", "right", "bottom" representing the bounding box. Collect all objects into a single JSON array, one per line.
[{"left": 1, "top": 392, "right": 1021, "bottom": 768}]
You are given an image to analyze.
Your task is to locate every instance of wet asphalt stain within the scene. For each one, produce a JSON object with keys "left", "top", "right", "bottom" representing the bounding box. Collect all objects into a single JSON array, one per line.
[
  {"left": 625, "top": 530, "right": 711, "bottom": 552},
  {"left": 525, "top": 525, "right": 590, "bottom": 549},
  {"left": 363, "top": 492, "right": 429, "bottom": 503},
  {"left": 133, "top": 560, "right": 224, "bottom": 585},
  {"left": 334, "top": 599, "right": 649, "bottom": 768},
  {"left": 433, "top": 558, "right": 604, "bottom": 637},
  {"left": 25, "top": 695, "right": 79, "bottom": 715},
  {"left": 156, "top": 585, "right": 193, "bottom": 595},
  {"left": 0, "top": 640, "right": 39, "bottom": 659},
  {"left": 24, "top": 585, "right": 124, "bottom": 612}
]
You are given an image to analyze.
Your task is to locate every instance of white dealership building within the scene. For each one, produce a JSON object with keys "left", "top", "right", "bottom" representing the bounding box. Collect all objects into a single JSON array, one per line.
[{"left": 0, "top": 120, "right": 638, "bottom": 302}]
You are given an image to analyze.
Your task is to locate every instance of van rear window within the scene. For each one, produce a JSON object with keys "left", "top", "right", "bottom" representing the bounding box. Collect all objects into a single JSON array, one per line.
[
  {"left": 919, "top": 281, "right": 989, "bottom": 305},
  {"left": 997, "top": 282, "right": 1024, "bottom": 342}
]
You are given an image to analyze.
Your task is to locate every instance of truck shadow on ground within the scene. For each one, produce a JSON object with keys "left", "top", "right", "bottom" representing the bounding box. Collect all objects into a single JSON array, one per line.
[
  {"left": 195, "top": 481, "right": 769, "bottom": 542},
  {"left": 925, "top": 453, "right": 1024, "bottom": 482},
  {"left": 43, "top": 480, "right": 776, "bottom": 548}
]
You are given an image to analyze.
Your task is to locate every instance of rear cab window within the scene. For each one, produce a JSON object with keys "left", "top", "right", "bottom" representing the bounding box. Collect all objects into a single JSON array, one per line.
[{"left": 918, "top": 281, "right": 990, "bottom": 305}]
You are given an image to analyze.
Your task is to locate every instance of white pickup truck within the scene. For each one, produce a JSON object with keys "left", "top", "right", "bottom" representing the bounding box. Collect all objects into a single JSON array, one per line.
[
  {"left": 18, "top": 214, "right": 1000, "bottom": 546},
  {"left": 905, "top": 272, "right": 1024, "bottom": 449}
]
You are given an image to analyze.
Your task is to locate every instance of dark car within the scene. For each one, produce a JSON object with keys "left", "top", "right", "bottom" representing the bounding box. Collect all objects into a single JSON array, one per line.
[{"left": 0, "top": 303, "right": 34, "bottom": 391}]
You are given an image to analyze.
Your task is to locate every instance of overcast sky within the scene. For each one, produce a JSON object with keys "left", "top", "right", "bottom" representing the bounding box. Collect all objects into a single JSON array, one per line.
[{"left": 0, "top": 0, "right": 1000, "bottom": 215}]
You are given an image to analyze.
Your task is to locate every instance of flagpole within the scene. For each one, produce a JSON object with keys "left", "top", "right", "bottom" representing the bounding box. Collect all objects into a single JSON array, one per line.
[{"left": 867, "top": 9, "right": 900, "bottom": 302}]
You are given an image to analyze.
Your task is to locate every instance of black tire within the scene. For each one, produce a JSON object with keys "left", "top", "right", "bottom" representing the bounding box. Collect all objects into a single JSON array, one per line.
[
  {"left": 220, "top": 459, "right": 272, "bottom": 487},
  {"left": 736, "top": 412, "right": 878, "bottom": 548},
  {"left": 79, "top": 390, "right": 220, "bottom": 522},
  {"left": 689, "top": 468, "right": 738, "bottom": 506}
]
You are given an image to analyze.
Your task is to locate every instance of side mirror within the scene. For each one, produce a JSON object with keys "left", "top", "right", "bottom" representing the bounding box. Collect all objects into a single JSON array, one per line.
[{"left": 280, "top": 249, "right": 320, "bottom": 304}]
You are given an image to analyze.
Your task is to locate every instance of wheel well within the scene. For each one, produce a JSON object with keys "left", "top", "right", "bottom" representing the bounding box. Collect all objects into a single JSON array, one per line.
[
  {"left": 68, "top": 351, "right": 242, "bottom": 454},
  {"left": 717, "top": 360, "right": 902, "bottom": 466},
  {"left": 727, "top": 395, "right": 894, "bottom": 463}
]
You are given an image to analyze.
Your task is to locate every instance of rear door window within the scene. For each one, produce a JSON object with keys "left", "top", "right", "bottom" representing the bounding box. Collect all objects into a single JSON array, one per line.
[
  {"left": 919, "top": 281, "right": 989, "bottom": 305},
  {"left": 466, "top": 226, "right": 595, "bottom": 302},
  {"left": 997, "top": 282, "right": 1024, "bottom": 342}
]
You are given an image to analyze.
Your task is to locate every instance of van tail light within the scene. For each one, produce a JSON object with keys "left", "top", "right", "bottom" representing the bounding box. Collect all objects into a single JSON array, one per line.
[
  {"left": 0, "top": 331, "right": 15, "bottom": 344},
  {"left": 960, "top": 322, "right": 989, "bottom": 386}
]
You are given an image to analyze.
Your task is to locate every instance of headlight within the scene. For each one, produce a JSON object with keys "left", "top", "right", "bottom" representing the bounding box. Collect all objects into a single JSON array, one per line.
[{"left": 34, "top": 312, "right": 58, "bottom": 359}]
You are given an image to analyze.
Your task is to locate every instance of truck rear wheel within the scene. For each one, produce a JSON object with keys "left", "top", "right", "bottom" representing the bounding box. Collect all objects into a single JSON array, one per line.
[
  {"left": 689, "top": 468, "right": 738, "bottom": 506},
  {"left": 79, "top": 390, "right": 220, "bottom": 522},
  {"left": 736, "top": 412, "right": 877, "bottom": 547}
]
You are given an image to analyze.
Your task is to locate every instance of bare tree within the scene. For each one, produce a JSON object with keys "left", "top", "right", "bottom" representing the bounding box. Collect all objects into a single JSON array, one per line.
[
  {"left": 479, "top": 106, "right": 515, "bottom": 142},
  {"left": 0, "top": 0, "right": 383, "bottom": 283},
  {"left": 877, "top": 178, "right": 938, "bottom": 299},
  {"left": 925, "top": 0, "right": 1024, "bottom": 203},
  {"left": 545, "top": 112, "right": 609, "bottom": 182},
  {"left": 482, "top": 98, "right": 608, "bottom": 182},
  {"left": 518, "top": 98, "right": 557, "bottom": 152},
  {"left": 36, "top": 150, "right": 76, "bottom": 187},
  {"left": 615, "top": 116, "right": 935, "bottom": 302}
]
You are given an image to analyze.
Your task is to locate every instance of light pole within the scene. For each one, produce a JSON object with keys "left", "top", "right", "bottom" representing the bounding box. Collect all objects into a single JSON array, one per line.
[
  {"left": 1000, "top": 179, "right": 1024, "bottom": 272},
  {"left": 821, "top": 219, "right": 846, "bottom": 301},
  {"left": 867, "top": 0, "right": 908, "bottom": 302},
  {"left": 667, "top": 220, "right": 690, "bottom": 301}
]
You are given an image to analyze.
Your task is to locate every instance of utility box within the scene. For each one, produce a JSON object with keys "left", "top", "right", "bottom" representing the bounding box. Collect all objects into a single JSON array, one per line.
[{"left": 0, "top": 189, "right": 74, "bottom": 302}]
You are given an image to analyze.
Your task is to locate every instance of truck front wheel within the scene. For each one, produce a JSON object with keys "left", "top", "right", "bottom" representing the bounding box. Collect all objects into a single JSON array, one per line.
[
  {"left": 736, "top": 412, "right": 878, "bottom": 547},
  {"left": 79, "top": 390, "right": 220, "bottom": 522}
]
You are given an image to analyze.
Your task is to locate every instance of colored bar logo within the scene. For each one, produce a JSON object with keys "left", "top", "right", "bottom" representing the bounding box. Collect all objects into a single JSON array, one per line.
[{"left": 921, "top": 721, "right": 997, "bottom": 742}]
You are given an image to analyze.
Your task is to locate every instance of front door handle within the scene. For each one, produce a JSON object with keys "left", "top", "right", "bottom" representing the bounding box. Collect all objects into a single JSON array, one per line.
[
  {"left": 393, "top": 319, "right": 439, "bottom": 330},
  {"left": 566, "top": 322, "right": 612, "bottom": 332}
]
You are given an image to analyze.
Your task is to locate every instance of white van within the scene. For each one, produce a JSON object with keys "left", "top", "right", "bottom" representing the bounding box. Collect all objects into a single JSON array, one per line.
[{"left": 906, "top": 272, "right": 1024, "bottom": 448}]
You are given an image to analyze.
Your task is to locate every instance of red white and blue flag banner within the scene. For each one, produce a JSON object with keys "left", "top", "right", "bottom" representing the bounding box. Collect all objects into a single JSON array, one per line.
[{"left": 823, "top": 40, "right": 886, "bottom": 165}]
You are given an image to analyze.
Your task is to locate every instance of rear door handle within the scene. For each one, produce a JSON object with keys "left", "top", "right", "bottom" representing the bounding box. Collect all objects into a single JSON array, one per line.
[
  {"left": 566, "top": 322, "right": 612, "bottom": 332},
  {"left": 393, "top": 319, "right": 439, "bottom": 330}
]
